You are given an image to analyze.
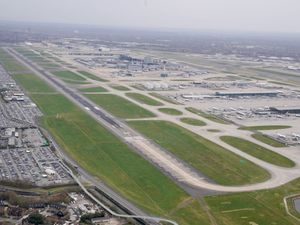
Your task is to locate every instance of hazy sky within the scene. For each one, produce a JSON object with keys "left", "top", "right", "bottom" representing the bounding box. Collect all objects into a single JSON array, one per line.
[{"left": 0, "top": 0, "right": 300, "bottom": 33}]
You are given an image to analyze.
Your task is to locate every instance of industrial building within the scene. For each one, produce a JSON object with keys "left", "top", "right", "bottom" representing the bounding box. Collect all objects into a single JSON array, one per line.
[
  {"left": 215, "top": 91, "right": 280, "bottom": 97},
  {"left": 270, "top": 106, "right": 300, "bottom": 114}
]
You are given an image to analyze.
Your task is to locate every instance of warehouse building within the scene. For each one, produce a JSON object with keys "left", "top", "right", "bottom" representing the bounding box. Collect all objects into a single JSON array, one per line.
[{"left": 270, "top": 106, "right": 300, "bottom": 114}]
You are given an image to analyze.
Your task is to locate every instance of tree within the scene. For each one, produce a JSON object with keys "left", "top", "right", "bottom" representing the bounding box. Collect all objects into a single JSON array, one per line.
[{"left": 28, "top": 212, "right": 44, "bottom": 225}]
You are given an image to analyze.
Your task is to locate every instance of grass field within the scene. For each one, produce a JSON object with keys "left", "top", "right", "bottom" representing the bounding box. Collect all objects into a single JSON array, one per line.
[
  {"left": 12, "top": 70, "right": 211, "bottom": 224},
  {"left": 84, "top": 94, "right": 156, "bottom": 119},
  {"left": 52, "top": 71, "right": 86, "bottom": 82},
  {"left": 186, "top": 107, "right": 231, "bottom": 124},
  {"left": 126, "top": 93, "right": 163, "bottom": 106},
  {"left": 39, "top": 63, "right": 60, "bottom": 69},
  {"left": 0, "top": 48, "right": 30, "bottom": 73},
  {"left": 252, "top": 133, "right": 286, "bottom": 148},
  {"left": 13, "top": 73, "right": 57, "bottom": 93},
  {"left": 13, "top": 48, "right": 62, "bottom": 70},
  {"left": 207, "top": 129, "right": 221, "bottom": 133},
  {"left": 78, "top": 71, "right": 108, "bottom": 82},
  {"left": 205, "top": 178, "right": 300, "bottom": 225},
  {"left": 79, "top": 86, "right": 108, "bottom": 93},
  {"left": 220, "top": 136, "right": 295, "bottom": 167},
  {"left": 128, "top": 120, "right": 270, "bottom": 185},
  {"left": 149, "top": 92, "right": 181, "bottom": 105},
  {"left": 62, "top": 79, "right": 89, "bottom": 84},
  {"left": 158, "top": 108, "right": 183, "bottom": 115},
  {"left": 110, "top": 84, "right": 130, "bottom": 91},
  {"left": 26, "top": 94, "right": 210, "bottom": 224},
  {"left": 180, "top": 117, "right": 206, "bottom": 126},
  {"left": 239, "top": 125, "right": 291, "bottom": 131}
]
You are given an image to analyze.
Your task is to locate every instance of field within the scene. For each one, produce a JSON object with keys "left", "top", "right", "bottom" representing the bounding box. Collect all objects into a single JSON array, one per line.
[
  {"left": 61, "top": 79, "right": 89, "bottom": 84},
  {"left": 186, "top": 107, "right": 231, "bottom": 124},
  {"left": 252, "top": 133, "right": 286, "bottom": 148},
  {"left": 11, "top": 69, "right": 212, "bottom": 224},
  {"left": 205, "top": 178, "right": 300, "bottom": 225},
  {"left": 207, "top": 129, "right": 221, "bottom": 133},
  {"left": 110, "top": 84, "right": 131, "bottom": 91},
  {"left": 13, "top": 74, "right": 57, "bottom": 93},
  {"left": 149, "top": 92, "right": 181, "bottom": 105},
  {"left": 0, "top": 48, "right": 30, "bottom": 73},
  {"left": 52, "top": 71, "right": 86, "bottom": 82},
  {"left": 79, "top": 86, "right": 108, "bottom": 93},
  {"left": 29, "top": 94, "right": 210, "bottom": 224},
  {"left": 78, "top": 71, "right": 108, "bottom": 82},
  {"left": 180, "top": 117, "right": 206, "bottom": 126},
  {"left": 125, "top": 93, "right": 163, "bottom": 106},
  {"left": 239, "top": 125, "right": 291, "bottom": 131},
  {"left": 158, "top": 108, "right": 183, "bottom": 115},
  {"left": 14, "top": 48, "right": 61, "bottom": 70},
  {"left": 84, "top": 94, "right": 156, "bottom": 119},
  {"left": 128, "top": 120, "right": 270, "bottom": 185},
  {"left": 251, "top": 67, "right": 300, "bottom": 86},
  {"left": 220, "top": 136, "right": 295, "bottom": 167}
]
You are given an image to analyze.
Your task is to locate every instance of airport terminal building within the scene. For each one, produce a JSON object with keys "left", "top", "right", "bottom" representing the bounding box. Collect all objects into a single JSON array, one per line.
[
  {"left": 270, "top": 107, "right": 300, "bottom": 114},
  {"left": 215, "top": 91, "right": 280, "bottom": 97}
]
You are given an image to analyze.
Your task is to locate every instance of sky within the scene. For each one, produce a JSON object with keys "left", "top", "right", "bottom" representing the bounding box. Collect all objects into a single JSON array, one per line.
[{"left": 0, "top": 0, "right": 300, "bottom": 33}]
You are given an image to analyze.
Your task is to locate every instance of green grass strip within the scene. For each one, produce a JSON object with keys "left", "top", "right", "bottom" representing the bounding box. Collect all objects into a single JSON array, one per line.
[
  {"left": 239, "top": 125, "right": 291, "bottom": 131},
  {"left": 158, "top": 108, "right": 183, "bottom": 115},
  {"left": 220, "top": 136, "right": 295, "bottom": 167},
  {"left": 84, "top": 94, "right": 156, "bottom": 119},
  {"left": 126, "top": 93, "right": 163, "bottom": 106},
  {"left": 180, "top": 117, "right": 206, "bottom": 126},
  {"left": 252, "top": 134, "right": 286, "bottom": 148},
  {"left": 129, "top": 120, "right": 270, "bottom": 185}
]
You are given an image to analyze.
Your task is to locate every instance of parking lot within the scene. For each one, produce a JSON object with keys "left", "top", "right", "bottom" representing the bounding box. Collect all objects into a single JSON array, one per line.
[
  {"left": 0, "top": 147, "right": 72, "bottom": 186},
  {"left": 0, "top": 65, "right": 73, "bottom": 186}
]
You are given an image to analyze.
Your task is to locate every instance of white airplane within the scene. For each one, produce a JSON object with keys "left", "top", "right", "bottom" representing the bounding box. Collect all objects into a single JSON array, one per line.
[{"left": 277, "top": 133, "right": 286, "bottom": 138}]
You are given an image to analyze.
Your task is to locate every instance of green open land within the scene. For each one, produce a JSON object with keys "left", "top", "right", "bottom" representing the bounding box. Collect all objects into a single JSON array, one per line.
[
  {"left": 52, "top": 71, "right": 86, "bottom": 82},
  {"left": 128, "top": 120, "right": 270, "bottom": 185},
  {"left": 78, "top": 71, "right": 108, "bottom": 82},
  {"left": 14, "top": 47, "right": 61, "bottom": 69},
  {"left": 84, "top": 94, "right": 156, "bottom": 119},
  {"left": 250, "top": 67, "right": 300, "bottom": 86},
  {"left": 13, "top": 74, "right": 57, "bottom": 93},
  {"left": 220, "top": 136, "right": 295, "bottom": 167},
  {"left": 205, "top": 178, "right": 300, "bottom": 225},
  {"left": 110, "top": 84, "right": 131, "bottom": 91},
  {"left": 180, "top": 117, "right": 206, "bottom": 126},
  {"left": 252, "top": 133, "right": 286, "bottom": 148},
  {"left": 125, "top": 93, "right": 163, "bottom": 106},
  {"left": 239, "top": 125, "right": 291, "bottom": 131},
  {"left": 186, "top": 107, "right": 231, "bottom": 124},
  {"left": 79, "top": 86, "right": 108, "bottom": 93},
  {"left": 158, "top": 108, "right": 183, "bottom": 116},
  {"left": 39, "top": 62, "right": 60, "bottom": 69},
  {"left": 149, "top": 92, "right": 181, "bottom": 105},
  {"left": 0, "top": 48, "right": 30, "bottom": 73},
  {"left": 13, "top": 70, "right": 211, "bottom": 224},
  {"left": 62, "top": 79, "right": 89, "bottom": 85},
  {"left": 207, "top": 129, "right": 221, "bottom": 133},
  {"left": 9, "top": 46, "right": 300, "bottom": 225}
]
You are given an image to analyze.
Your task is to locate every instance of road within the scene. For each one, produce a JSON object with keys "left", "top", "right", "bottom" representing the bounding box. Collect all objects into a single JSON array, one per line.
[{"left": 7, "top": 47, "right": 300, "bottom": 194}]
